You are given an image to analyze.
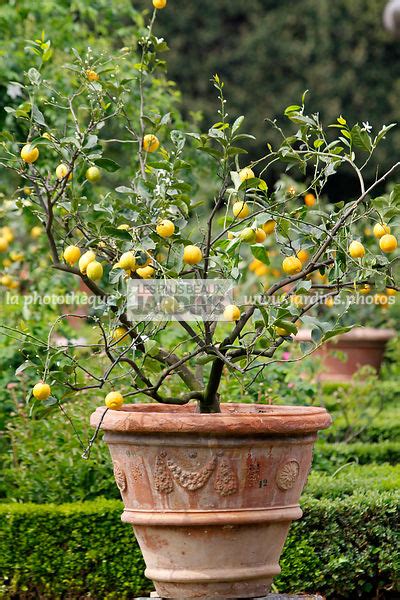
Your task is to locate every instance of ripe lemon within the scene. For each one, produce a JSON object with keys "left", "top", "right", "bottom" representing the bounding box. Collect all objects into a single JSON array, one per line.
[
  {"left": 10, "top": 251, "right": 24, "bottom": 262},
  {"left": 373, "top": 223, "right": 390, "bottom": 239},
  {"left": 56, "top": 163, "right": 72, "bottom": 180},
  {"left": 183, "top": 245, "right": 203, "bottom": 265},
  {"left": 79, "top": 250, "right": 96, "bottom": 274},
  {"left": 143, "top": 134, "right": 160, "bottom": 153},
  {"left": 153, "top": 0, "right": 167, "bottom": 7},
  {"left": 304, "top": 193, "right": 316, "bottom": 207},
  {"left": 30, "top": 226, "right": 42, "bottom": 239},
  {"left": 105, "top": 391, "right": 124, "bottom": 410},
  {"left": 240, "top": 227, "right": 257, "bottom": 243},
  {"left": 254, "top": 263, "right": 268, "bottom": 276},
  {"left": 86, "top": 166, "right": 101, "bottom": 183},
  {"left": 232, "top": 201, "right": 250, "bottom": 219},
  {"left": 23, "top": 186, "right": 33, "bottom": 195},
  {"left": 348, "top": 241, "right": 365, "bottom": 259},
  {"left": 136, "top": 265, "right": 155, "bottom": 279},
  {"left": 0, "top": 237, "right": 9, "bottom": 252},
  {"left": 20, "top": 144, "right": 39, "bottom": 163},
  {"left": 379, "top": 234, "right": 398, "bottom": 253},
  {"left": 386, "top": 287, "right": 397, "bottom": 296},
  {"left": 86, "top": 69, "right": 99, "bottom": 82},
  {"left": 113, "top": 327, "right": 128, "bottom": 345},
  {"left": 156, "top": 219, "right": 175, "bottom": 238},
  {"left": 249, "top": 259, "right": 261, "bottom": 272},
  {"left": 63, "top": 245, "right": 81, "bottom": 266},
  {"left": 86, "top": 260, "right": 103, "bottom": 281},
  {"left": 262, "top": 220, "right": 276, "bottom": 235},
  {"left": 1, "top": 275, "right": 13, "bottom": 288},
  {"left": 325, "top": 297, "right": 335, "bottom": 308},
  {"left": 359, "top": 284, "right": 371, "bottom": 294},
  {"left": 255, "top": 228, "right": 267, "bottom": 243},
  {"left": 1, "top": 226, "right": 14, "bottom": 242},
  {"left": 119, "top": 251, "right": 136, "bottom": 271},
  {"left": 282, "top": 256, "right": 302, "bottom": 275},
  {"left": 32, "top": 382, "right": 51, "bottom": 400},
  {"left": 223, "top": 304, "right": 241, "bottom": 321},
  {"left": 297, "top": 249, "right": 309, "bottom": 264},
  {"left": 239, "top": 167, "right": 255, "bottom": 182}
]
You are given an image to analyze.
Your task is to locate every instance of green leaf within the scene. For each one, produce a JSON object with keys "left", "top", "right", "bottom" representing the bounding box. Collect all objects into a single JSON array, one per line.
[
  {"left": 250, "top": 244, "right": 270, "bottom": 265},
  {"left": 94, "top": 158, "right": 120, "bottom": 172},
  {"left": 321, "top": 326, "right": 353, "bottom": 343}
]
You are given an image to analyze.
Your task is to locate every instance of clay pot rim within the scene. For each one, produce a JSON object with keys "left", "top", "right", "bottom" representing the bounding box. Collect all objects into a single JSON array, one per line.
[{"left": 91, "top": 403, "right": 331, "bottom": 436}]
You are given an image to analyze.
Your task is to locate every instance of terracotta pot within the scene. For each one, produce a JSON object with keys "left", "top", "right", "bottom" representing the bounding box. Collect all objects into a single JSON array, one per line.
[
  {"left": 91, "top": 403, "right": 331, "bottom": 599},
  {"left": 295, "top": 327, "right": 396, "bottom": 382}
]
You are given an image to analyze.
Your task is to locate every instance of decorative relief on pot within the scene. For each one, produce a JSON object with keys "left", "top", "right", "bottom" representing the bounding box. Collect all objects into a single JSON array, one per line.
[
  {"left": 245, "top": 452, "right": 261, "bottom": 488},
  {"left": 113, "top": 461, "right": 127, "bottom": 492},
  {"left": 214, "top": 459, "right": 238, "bottom": 496},
  {"left": 154, "top": 451, "right": 173, "bottom": 494},
  {"left": 131, "top": 459, "right": 145, "bottom": 483},
  {"left": 276, "top": 459, "right": 300, "bottom": 491},
  {"left": 166, "top": 456, "right": 217, "bottom": 491}
]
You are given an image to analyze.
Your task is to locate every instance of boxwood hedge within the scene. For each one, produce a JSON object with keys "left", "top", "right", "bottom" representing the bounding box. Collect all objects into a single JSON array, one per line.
[{"left": 0, "top": 471, "right": 398, "bottom": 599}]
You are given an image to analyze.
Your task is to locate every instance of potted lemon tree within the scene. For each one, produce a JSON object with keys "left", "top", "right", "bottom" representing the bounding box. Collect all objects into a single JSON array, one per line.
[{"left": 1, "top": 2, "right": 399, "bottom": 598}]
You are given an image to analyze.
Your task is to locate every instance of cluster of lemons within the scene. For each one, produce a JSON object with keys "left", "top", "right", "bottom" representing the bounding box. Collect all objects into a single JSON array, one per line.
[{"left": 349, "top": 223, "right": 398, "bottom": 258}]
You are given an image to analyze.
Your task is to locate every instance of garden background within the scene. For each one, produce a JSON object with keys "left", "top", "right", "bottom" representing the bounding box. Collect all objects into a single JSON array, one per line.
[{"left": 0, "top": 1, "right": 399, "bottom": 599}]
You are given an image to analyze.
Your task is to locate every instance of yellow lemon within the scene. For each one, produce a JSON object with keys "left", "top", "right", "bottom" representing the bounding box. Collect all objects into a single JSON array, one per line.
[
  {"left": 86, "top": 260, "right": 103, "bottom": 281},
  {"left": 119, "top": 252, "right": 136, "bottom": 271},
  {"left": 79, "top": 250, "right": 96, "bottom": 274},
  {"left": 32, "top": 382, "right": 51, "bottom": 400},
  {"left": 249, "top": 259, "right": 261, "bottom": 272},
  {"left": 373, "top": 223, "right": 390, "bottom": 239},
  {"left": 325, "top": 297, "right": 335, "bottom": 308},
  {"left": 153, "top": 0, "right": 167, "bottom": 7},
  {"left": 262, "top": 220, "right": 276, "bottom": 235},
  {"left": 113, "top": 327, "right": 129, "bottom": 345},
  {"left": 359, "top": 284, "right": 371, "bottom": 294},
  {"left": 386, "top": 287, "right": 397, "bottom": 296},
  {"left": 136, "top": 265, "right": 155, "bottom": 279},
  {"left": 254, "top": 264, "right": 268, "bottom": 276},
  {"left": 23, "top": 186, "right": 33, "bottom": 195},
  {"left": 0, "top": 237, "right": 9, "bottom": 252},
  {"left": 227, "top": 231, "right": 235, "bottom": 240},
  {"left": 1, "top": 275, "right": 13, "bottom": 288},
  {"left": 255, "top": 228, "right": 267, "bottom": 243},
  {"left": 63, "top": 245, "right": 81, "bottom": 266},
  {"left": 156, "top": 219, "right": 175, "bottom": 238},
  {"left": 10, "top": 251, "right": 24, "bottom": 262},
  {"left": 379, "top": 234, "right": 398, "bottom": 253},
  {"left": 183, "top": 245, "right": 203, "bottom": 265},
  {"left": 1, "top": 227, "right": 14, "bottom": 243},
  {"left": 304, "top": 193, "right": 316, "bottom": 207},
  {"left": 297, "top": 249, "right": 309, "bottom": 264},
  {"left": 105, "top": 391, "right": 124, "bottom": 410},
  {"left": 143, "top": 134, "right": 160, "bottom": 153},
  {"left": 20, "top": 144, "right": 39, "bottom": 163},
  {"left": 30, "top": 226, "right": 42, "bottom": 239},
  {"left": 86, "top": 166, "right": 101, "bottom": 183},
  {"left": 223, "top": 304, "right": 241, "bottom": 321},
  {"left": 56, "top": 163, "right": 72, "bottom": 181},
  {"left": 86, "top": 69, "right": 99, "bottom": 82},
  {"left": 232, "top": 201, "right": 250, "bottom": 219},
  {"left": 239, "top": 167, "right": 255, "bottom": 182},
  {"left": 282, "top": 256, "right": 303, "bottom": 275},
  {"left": 348, "top": 241, "right": 365, "bottom": 259}
]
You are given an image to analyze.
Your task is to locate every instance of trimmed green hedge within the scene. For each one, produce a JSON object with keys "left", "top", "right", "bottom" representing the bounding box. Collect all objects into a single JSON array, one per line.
[
  {"left": 0, "top": 471, "right": 398, "bottom": 599},
  {"left": 314, "top": 441, "right": 400, "bottom": 472}
]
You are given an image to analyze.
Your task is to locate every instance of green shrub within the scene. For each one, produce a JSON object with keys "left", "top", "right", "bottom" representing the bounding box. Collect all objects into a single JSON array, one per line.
[
  {"left": 314, "top": 441, "right": 400, "bottom": 472},
  {"left": 306, "top": 464, "right": 400, "bottom": 499},
  {"left": 0, "top": 488, "right": 398, "bottom": 599}
]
